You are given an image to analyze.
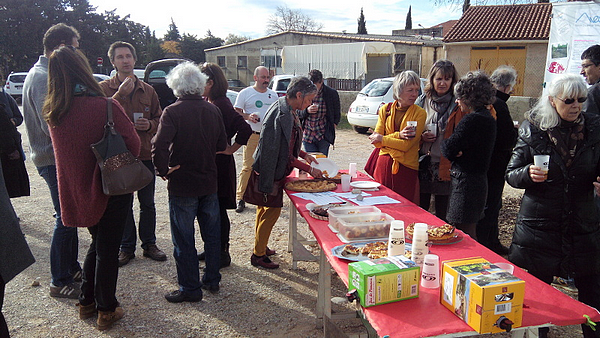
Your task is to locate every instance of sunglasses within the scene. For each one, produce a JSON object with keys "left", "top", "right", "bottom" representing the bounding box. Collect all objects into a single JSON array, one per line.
[{"left": 556, "top": 97, "right": 587, "bottom": 104}]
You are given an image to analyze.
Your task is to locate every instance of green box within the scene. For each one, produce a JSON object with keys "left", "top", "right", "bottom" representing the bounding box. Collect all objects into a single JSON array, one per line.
[{"left": 348, "top": 255, "right": 420, "bottom": 307}]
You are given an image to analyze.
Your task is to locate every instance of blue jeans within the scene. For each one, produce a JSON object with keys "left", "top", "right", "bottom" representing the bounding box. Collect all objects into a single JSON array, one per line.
[
  {"left": 303, "top": 139, "right": 331, "bottom": 157},
  {"left": 79, "top": 194, "right": 132, "bottom": 311},
  {"left": 169, "top": 193, "right": 221, "bottom": 296},
  {"left": 120, "top": 160, "right": 156, "bottom": 253},
  {"left": 38, "top": 165, "right": 80, "bottom": 287}
]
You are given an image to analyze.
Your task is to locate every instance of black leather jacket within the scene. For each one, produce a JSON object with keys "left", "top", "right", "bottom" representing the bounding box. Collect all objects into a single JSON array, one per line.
[{"left": 505, "top": 113, "right": 600, "bottom": 280}]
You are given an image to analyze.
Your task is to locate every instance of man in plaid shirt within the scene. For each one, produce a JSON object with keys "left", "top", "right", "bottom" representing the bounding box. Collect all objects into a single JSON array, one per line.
[{"left": 298, "top": 69, "right": 341, "bottom": 156}]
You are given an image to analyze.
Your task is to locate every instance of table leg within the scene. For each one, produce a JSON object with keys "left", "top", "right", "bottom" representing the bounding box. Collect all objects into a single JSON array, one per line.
[
  {"left": 288, "top": 197, "right": 297, "bottom": 254},
  {"left": 316, "top": 251, "right": 331, "bottom": 329}
]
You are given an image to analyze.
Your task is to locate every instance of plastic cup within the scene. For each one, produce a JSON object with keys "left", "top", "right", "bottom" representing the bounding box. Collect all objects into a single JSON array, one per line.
[
  {"left": 427, "top": 123, "right": 437, "bottom": 136},
  {"left": 407, "top": 121, "right": 418, "bottom": 128},
  {"left": 421, "top": 254, "right": 440, "bottom": 288},
  {"left": 494, "top": 262, "right": 515, "bottom": 274},
  {"left": 534, "top": 155, "right": 550, "bottom": 179},
  {"left": 349, "top": 163, "right": 357, "bottom": 178},
  {"left": 341, "top": 174, "right": 351, "bottom": 192}
]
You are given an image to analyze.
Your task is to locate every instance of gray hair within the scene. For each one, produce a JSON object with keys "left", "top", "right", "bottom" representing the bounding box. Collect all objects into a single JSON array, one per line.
[
  {"left": 528, "top": 73, "right": 588, "bottom": 130},
  {"left": 286, "top": 76, "right": 317, "bottom": 98},
  {"left": 166, "top": 62, "right": 207, "bottom": 97},
  {"left": 392, "top": 71, "right": 421, "bottom": 101},
  {"left": 454, "top": 71, "right": 496, "bottom": 111},
  {"left": 490, "top": 65, "right": 517, "bottom": 91}
]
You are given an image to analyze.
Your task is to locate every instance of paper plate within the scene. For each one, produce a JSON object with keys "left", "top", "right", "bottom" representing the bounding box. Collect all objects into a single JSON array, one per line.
[
  {"left": 331, "top": 241, "right": 412, "bottom": 261},
  {"left": 310, "top": 158, "right": 339, "bottom": 178},
  {"left": 350, "top": 181, "right": 381, "bottom": 189}
]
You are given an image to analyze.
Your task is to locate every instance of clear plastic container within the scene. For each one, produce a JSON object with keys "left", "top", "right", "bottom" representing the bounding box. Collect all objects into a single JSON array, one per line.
[
  {"left": 337, "top": 213, "right": 393, "bottom": 242},
  {"left": 327, "top": 206, "right": 381, "bottom": 231}
]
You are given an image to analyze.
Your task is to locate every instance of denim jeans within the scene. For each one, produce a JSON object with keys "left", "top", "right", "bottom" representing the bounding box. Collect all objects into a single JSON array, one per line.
[
  {"left": 37, "top": 165, "right": 80, "bottom": 287},
  {"left": 120, "top": 160, "right": 156, "bottom": 253},
  {"left": 169, "top": 193, "right": 221, "bottom": 296},
  {"left": 79, "top": 194, "right": 131, "bottom": 312},
  {"left": 303, "top": 139, "right": 331, "bottom": 157}
]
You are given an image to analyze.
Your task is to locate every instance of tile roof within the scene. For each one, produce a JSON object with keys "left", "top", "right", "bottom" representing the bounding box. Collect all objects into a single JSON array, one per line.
[
  {"left": 444, "top": 3, "right": 551, "bottom": 43},
  {"left": 432, "top": 20, "right": 458, "bottom": 38}
]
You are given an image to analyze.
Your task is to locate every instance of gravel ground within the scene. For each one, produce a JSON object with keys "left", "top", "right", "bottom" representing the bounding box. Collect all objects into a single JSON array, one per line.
[{"left": 3, "top": 127, "right": 584, "bottom": 337}]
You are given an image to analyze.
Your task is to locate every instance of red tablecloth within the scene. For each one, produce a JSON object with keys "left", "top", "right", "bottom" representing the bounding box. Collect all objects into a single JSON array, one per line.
[{"left": 286, "top": 173, "right": 600, "bottom": 338}]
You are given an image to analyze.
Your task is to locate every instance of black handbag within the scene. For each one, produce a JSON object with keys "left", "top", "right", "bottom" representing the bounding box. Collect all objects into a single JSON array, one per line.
[
  {"left": 91, "top": 98, "right": 154, "bottom": 196},
  {"left": 243, "top": 171, "right": 285, "bottom": 208}
]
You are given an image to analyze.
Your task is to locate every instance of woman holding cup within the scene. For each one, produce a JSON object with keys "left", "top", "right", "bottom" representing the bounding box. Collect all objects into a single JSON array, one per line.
[
  {"left": 415, "top": 60, "right": 463, "bottom": 221},
  {"left": 506, "top": 73, "right": 600, "bottom": 337},
  {"left": 368, "top": 71, "right": 426, "bottom": 203}
]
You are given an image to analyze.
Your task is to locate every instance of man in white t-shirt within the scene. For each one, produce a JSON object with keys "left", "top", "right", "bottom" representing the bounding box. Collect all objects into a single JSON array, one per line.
[{"left": 234, "top": 66, "right": 278, "bottom": 212}]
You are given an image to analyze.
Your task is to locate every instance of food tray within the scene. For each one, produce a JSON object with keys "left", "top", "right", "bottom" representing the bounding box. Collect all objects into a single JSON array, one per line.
[
  {"left": 337, "top": 213, "right": 393, "bottom": 242},
  {"left": 328, "top": 207, "right": 382, "bottom": 232},
  {"left": 306, "top": 202, "right": 348, "bottom": 221},
  {"left": 285, "top": 179, "right": 337, "bottom": 192},
  {"left": 331, "top": 241, "right": 412, "bottom": 261}
]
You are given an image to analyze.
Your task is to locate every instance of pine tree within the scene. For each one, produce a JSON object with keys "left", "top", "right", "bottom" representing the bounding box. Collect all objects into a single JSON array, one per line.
[
  {"left": 405, "top": 6, "right": 412, "bottom": 30},
  {"left": 164, "top": 18, "right": 181, "bottom": 41},
  {"left": 357, "top": 8, "right": 368, "bottom": 34}
]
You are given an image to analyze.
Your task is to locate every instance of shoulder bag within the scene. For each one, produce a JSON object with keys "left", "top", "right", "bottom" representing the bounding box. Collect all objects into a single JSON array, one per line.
[{"left": 91, "top": 98, "right": 154, "bottom": 195}]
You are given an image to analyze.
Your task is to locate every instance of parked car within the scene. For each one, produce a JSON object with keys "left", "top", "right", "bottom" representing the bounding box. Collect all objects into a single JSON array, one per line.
[
  {"left": 4, "top": 72, "right": 28, "bottom": 102},
  {"left": 109, "top": 69, "right": 145, "bottom": 79},
  {"left": 268, "top": 74, "right": 293, "bottom": 97},
  {"left": 93, "top": 74, "right": 110, "bottom": 82},
  {"left": 347, "top": 77, "right": 427, "bottom": 134},
  {"left": 143, "top": 58, "right": 238, "bottom": 109}
]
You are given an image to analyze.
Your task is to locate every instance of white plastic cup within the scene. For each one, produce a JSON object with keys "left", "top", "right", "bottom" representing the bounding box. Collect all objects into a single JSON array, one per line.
[
  {"left": 534, "top": 154, "right": 550, "bottom": 179},
  {"left": 426, "top": 123, "right": 437, "bottom": 136},
  {"left": 341, "top": 174, "right": 351, "bottom": 192},
  {"left": 421, "top": 254, "right": 440, "bottom": 289},
  {"left": 388, "top": 220, "right": 406, "bottom": 257},
  {"left": 349, "top": 163, "right": 357, "bottom": 178},
  {"left": 412, "top": 223, "right": 429, "bottom": 267},
  {"left": 494, "top": 262, "right": 515, "bottom": 274},
  {"left": 133, "top": 112, "right": 143, "bottom": 121},
  {"left": 407, "top": 121, "right": 418, "bottom": 128}
]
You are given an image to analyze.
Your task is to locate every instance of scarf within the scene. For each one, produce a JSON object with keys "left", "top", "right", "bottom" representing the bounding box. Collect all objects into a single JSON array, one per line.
[
  {"left": 547, "top": 115, "right": 585, "bottom": 168},
  {"left": 429, "top": 92, "right": 453, "bottom": 131}
]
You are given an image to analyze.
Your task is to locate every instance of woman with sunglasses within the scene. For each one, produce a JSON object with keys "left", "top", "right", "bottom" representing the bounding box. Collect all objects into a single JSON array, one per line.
[
  {"left": 198, "top": 62, "right": 252, "bottom": 268},
  {"left": 506, "top": 73, "right": 600, "bottom": 338}
]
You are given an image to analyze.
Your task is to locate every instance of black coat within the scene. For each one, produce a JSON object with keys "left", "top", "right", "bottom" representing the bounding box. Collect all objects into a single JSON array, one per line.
[
  {"left": 298, "top": 84, "right": 340, "bottom": 145},
  {"left": 489, "top": 90, "right": 518, "bottom": 179},
  {"left": 0, "top": 103, "right": 29, "bottom": 198},
  {"left": 505, "top": 114, "right": 600, "bottom": 281},
  {"left": 442, "top": 109, "right": 496, "bottom": 223}
]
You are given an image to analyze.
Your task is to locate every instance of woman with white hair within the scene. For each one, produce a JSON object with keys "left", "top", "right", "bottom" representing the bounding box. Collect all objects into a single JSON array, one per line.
[
  {"left": 506, "top": 73, "right": 600, "bottom": 337},
  {"left": 152, "top": 62, "right": 227, "bottom": 302},
  {"left": 368, "top": 70, "right": 426, "bottom": 203}
]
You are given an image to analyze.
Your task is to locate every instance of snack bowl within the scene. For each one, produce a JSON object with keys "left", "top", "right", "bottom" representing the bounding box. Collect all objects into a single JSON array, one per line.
[
  {"left": 327, "top": 206, "right": 381, "bottom": 231},
  {"left": 337, "top": 213, "right": 393, "bottom": 242}
]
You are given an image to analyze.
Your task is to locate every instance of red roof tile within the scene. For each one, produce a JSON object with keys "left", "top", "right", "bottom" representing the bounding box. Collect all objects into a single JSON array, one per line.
[
  {"left": 444, "top": 3, "right": 551, "bottom": 43},
  {"left": 433, "top": 20, "right": 458, "bottom": 38}
]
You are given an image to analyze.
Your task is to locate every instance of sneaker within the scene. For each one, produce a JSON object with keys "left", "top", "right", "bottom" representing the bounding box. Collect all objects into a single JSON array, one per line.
[
  {"left": 118, "top": 251, "right": 135, "bottom": 267},
  {"left": 235, "top": 200, "right": 245, "bottom": 213},
  {"left": 552, "top": 276, "right": 578, "bottom": 294},
  {"left": 251, "top": 254, "right": 279, "bottom": 269},
  {"left": 50, "top": 283, "right": 81, "bottom": 299},
  {"left": 164, "top": 290, "right": 202, "bottom": 303},
  {"left": 77, "top": 302, "right": 97, "bottom": 319},
  {"left": 97, "top": 306, "right": 124, "bottom": 331},
  {"left": 143, "top": 244, "right": 167, "bottom": 261},
  {"left": 72, "top": 270, "right": 83, "bottom": 283}
]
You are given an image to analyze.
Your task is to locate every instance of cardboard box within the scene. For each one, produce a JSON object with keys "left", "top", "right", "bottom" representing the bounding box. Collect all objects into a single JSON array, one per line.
[
  {"left": 440, "top": 257, "right": 525, "bottom": 333},
  {"left": 348, "top": 255, "right": 420, "bottom": 307}
]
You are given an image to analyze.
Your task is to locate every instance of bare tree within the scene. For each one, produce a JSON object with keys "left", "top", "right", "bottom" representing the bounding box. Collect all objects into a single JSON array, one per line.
[{"left": 266, "top": 5, "right": 324, "bottom": 34}]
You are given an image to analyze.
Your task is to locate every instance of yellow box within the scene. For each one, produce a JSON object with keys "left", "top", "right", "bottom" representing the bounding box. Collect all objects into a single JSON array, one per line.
[
  {"left": 440, "top": 257, "right": 525, "bottom": 333},
  {"left": 348, "top": 255, "right": 420, "bottom": 307}
]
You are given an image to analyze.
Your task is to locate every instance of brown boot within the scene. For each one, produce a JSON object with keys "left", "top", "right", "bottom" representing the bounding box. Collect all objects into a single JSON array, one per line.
[
  {"left": 97, "top": 306, "right": 124, "bottom": 331},
  {"left": 77, "top": 302, "right": 97, "bottom": 319}
]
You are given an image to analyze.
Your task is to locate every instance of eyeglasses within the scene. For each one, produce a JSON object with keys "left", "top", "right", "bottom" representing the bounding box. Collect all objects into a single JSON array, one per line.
[
  {"left": 582, "top": 63, "right": 596, "bottom": 69},
  {"left": 556, "top": 97, "right": 587, "bottom": 104}
]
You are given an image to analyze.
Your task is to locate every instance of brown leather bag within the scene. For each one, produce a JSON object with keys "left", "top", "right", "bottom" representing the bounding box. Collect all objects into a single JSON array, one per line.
[
  {"left": 243, "top": 171, "right": 286, "bottom": 208},
  {"left": 90, "top": 98, "right": 154, "bottom": 196}
]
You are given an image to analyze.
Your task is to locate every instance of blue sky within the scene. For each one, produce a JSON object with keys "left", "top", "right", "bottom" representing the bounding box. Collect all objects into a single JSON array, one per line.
[{"left": 89, "top": 0, "right": 463, "bottom": 40}]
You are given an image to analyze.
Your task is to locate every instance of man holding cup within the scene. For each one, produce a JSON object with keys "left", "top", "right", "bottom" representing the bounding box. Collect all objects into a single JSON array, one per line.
[
  {"left": 298, "top": 69, "right": 341, "bottom": 157},
  {"left": 100, "top": 41, "right": 166, "bottom": 266}
]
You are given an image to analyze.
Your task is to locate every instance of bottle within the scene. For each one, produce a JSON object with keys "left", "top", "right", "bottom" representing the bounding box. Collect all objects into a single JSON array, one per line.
[
  {"left": 412, "top": 223, "right": 429, "bottom": 267},
  {"left": 388, "top": 220, "right": 406, "bottom": 256}
]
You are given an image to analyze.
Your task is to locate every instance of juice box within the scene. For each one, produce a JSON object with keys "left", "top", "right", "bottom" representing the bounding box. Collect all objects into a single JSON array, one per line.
[
  {"left": 348, "top": 255, "right": 420, "bottom": 307},
  {"left": 440, "top": 257, "right": 525, "bottom": 333}
]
